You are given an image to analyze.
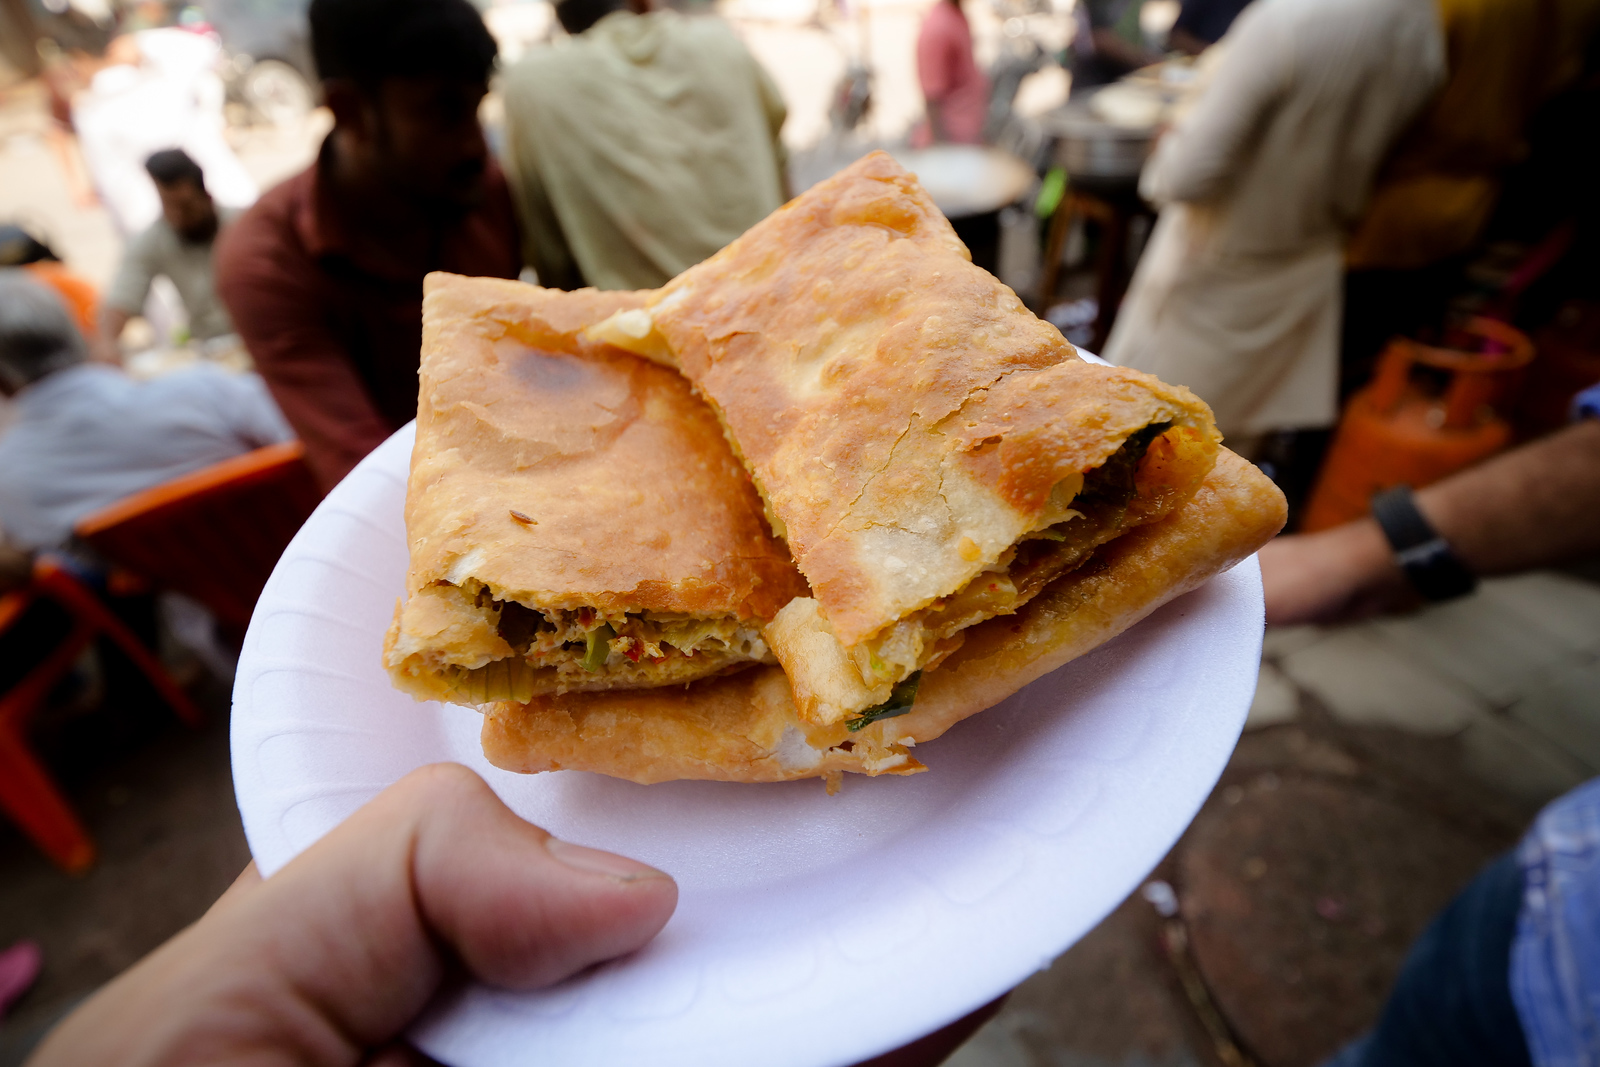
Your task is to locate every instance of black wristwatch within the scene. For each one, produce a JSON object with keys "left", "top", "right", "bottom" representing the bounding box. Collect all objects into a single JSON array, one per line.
[{"left": 1369, "top": 485, "right": 1478, "bottom": 602}]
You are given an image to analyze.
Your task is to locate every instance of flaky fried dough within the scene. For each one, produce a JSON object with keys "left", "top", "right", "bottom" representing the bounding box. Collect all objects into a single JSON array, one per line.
[{"left": 480, "top": 450, "right": 1286, "bottom": 784}]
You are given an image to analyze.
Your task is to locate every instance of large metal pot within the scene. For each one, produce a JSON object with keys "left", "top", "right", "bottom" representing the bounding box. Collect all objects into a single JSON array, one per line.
[
  {"left": 886, "top": 145, "right": 1037, "bottom": 274},
  {"left": 1040, "top": 100, "right": 1155, "bottom": 182},
  {"left": 789, "top": 143, "right": 1035, "bottom": 273},
  {"left": 885, "top": 145, "right": 1037, "bottom": 218}
]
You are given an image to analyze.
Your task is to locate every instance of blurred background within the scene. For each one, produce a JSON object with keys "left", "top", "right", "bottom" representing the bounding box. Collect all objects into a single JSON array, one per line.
[{"left": 0, "top": 0, "right": 1597, "bottom": 1063}]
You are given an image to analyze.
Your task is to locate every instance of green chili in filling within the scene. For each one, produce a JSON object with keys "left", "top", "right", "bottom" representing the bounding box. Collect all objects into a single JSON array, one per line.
[
  {"left": 581, "top": 623, "right": 616, "bottom": 673},
  {"left": 847, "top": 672, "right": 922, "bottom": 732}
]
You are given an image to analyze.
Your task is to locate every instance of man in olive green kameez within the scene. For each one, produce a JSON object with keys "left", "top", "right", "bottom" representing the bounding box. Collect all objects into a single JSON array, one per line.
[{"left": 501, "top": 0, "right": 787, "bottom": 291}]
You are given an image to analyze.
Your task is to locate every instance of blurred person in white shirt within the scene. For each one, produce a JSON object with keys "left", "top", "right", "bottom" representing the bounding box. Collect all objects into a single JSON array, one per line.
[{"left": 1103, "top": 0, "right": 1444, "bottom": 478}]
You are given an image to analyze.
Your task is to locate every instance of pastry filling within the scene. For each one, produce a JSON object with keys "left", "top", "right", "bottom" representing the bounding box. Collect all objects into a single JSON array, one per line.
[
  {"left": 430, "top": 592, "right": 770, "bottom": 703},
  {"left": 830, "top": 422, "right": 1173, "bottom": 726}
]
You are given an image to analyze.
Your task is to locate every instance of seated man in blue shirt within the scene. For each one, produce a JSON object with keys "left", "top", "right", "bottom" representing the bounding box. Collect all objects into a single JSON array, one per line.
[{"left": 0, "top": 270, "right": 291, "bottom": 559}]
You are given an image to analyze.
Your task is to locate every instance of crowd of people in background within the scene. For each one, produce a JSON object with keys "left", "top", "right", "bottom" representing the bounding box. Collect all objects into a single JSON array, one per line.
[
  {"left": 2, "top": 0, "right": 1600, "bottom": 1058},
  {"left": 8, "top": 0, "right": 1589, "bottom": 528},
  {"left": 226, "top": 0, "right": 790, "bottom": 487}
]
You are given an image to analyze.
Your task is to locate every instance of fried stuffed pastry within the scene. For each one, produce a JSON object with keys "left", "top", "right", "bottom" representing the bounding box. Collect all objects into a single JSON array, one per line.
[
  {"left": 589, "top": 151, "right": 1222, "bottom": 728},
  {"left": 384, "top": 273, "right": 807, "bottom": 707},
  {"left": 481, "top": 449, "right": 1286, "bottom": 785}
]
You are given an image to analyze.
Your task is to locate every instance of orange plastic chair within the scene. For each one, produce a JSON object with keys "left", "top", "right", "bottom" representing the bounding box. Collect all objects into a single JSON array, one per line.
[
  {"left": 74, "top": 441, "right": 322, "bottom": 645},
  {"left": 0, "top": 559, "right": 205, "bottom": 873}
]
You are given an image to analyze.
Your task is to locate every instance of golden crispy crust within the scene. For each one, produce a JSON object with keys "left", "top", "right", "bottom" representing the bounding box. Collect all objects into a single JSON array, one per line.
[
  {"left": 406, "top": 273, "right": 805, "bottom": 616},
  {"left": 479, "top": 450, "right": 1287, "bottom": 784},
  {"left": 481, "top": 667, "right": 927, "bottom": 784},
  {"left": 639, "top": 152, "right": 1218, "bottom": 648},
  {"left": 386, "top": 274, "right": 808, "bottom": 701},
  {"left": 947, "top": 360, "right": 1217, "bottom": 519},
  {"left": 792, "top": 362, "right": 1220, "bottom": 648},
  {"left": 856, "top": 448, "right": 1286, "bottom": 749}
]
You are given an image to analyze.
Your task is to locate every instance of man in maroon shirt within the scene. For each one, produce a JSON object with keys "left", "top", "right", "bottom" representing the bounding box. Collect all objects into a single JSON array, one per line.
[{"left": 216, "top": 0, "right": 521, "bottom": 489}]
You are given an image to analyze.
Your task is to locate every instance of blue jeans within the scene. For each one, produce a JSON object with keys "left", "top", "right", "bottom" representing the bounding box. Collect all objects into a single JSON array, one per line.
[{"left": 1327, "top": 852, "right": 1532, "bottom": 1067}]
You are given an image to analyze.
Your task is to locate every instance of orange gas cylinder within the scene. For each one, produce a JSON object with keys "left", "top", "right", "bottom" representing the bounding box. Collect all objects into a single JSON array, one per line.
[{"left": 1301, "top": 317, "right": 1534, "bottom": 532}]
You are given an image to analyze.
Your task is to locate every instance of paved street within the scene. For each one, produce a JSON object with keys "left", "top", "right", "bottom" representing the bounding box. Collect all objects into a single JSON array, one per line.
[
  {"left": 949, "top": 569, "right": 1600, "bottom": 1067},
  {"left": 1260, "top": 572, "right": 1600, "bottom": 799}
]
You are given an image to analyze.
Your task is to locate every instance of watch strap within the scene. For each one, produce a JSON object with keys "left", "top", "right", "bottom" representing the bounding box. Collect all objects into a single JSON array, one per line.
[{"left": 1370, "top": 485, "right": 1477, "bottom": 602}]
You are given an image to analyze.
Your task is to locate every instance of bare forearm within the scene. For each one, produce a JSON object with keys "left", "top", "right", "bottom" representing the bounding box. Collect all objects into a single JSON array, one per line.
[
  {"left": 1418, "top": 420, "right": 1600, "bottom": 575},
  {"left": 1262, "top": 420, "right": 1600, "bottom": 625}
]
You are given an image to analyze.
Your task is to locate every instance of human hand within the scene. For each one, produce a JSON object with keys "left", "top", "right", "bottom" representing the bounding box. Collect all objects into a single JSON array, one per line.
[
  {"left": 27, "top": 763, "right": 678, "bottom": 1067},
  {"left": 1259, "top": 520, "right": 1416, "bottom": 626}
]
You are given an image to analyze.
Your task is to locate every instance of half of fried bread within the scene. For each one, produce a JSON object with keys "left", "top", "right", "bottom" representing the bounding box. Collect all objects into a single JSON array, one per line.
[
  {"left": 588, "top": 152, "right": 1220, "bottom": 725},
  {"left": 384, "top": 273, "right": 808, "bottom": 706}
]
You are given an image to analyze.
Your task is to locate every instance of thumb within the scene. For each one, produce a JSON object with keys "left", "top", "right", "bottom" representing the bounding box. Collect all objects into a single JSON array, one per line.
[
  {"left": 408, "top": 763, "right": 679, "bottom": 989},
  {"left": 29, "top": 763, "right": 677, "bottom": 1066}
]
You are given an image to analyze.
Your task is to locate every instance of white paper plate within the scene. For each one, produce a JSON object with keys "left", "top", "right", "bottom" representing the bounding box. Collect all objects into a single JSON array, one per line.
[{"left": 232, "top": 423, "right": 1262, "bottom": 1067}]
